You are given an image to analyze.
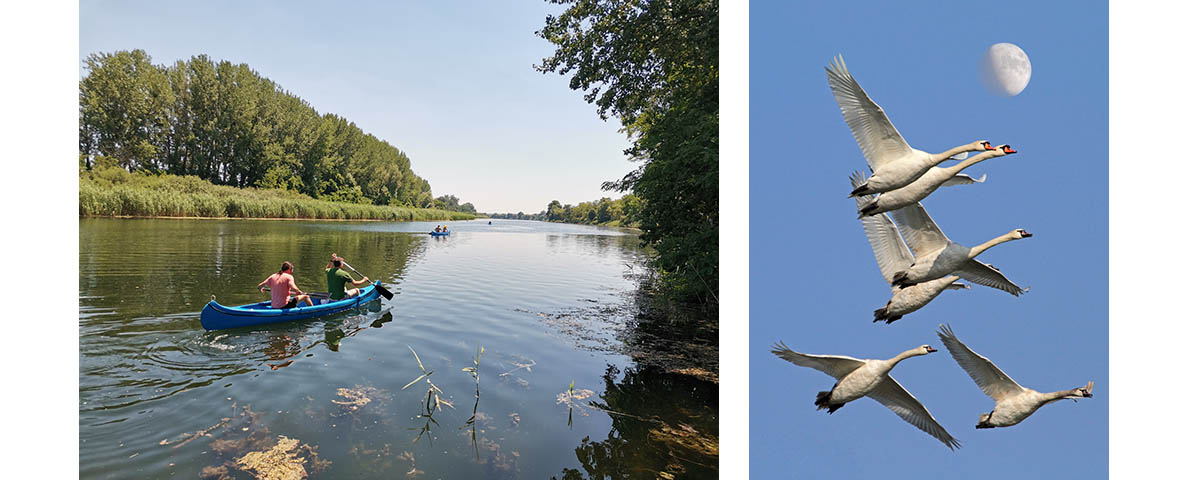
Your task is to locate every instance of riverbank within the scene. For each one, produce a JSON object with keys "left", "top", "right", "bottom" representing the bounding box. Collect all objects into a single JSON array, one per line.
[{"left": 80, "top": 166, "right": 475, "bottom": 221}]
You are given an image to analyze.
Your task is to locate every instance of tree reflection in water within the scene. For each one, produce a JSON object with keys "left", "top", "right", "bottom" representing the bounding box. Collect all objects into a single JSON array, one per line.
[{"left": 554, "top": 364, "right": 718, "bottom": 479}]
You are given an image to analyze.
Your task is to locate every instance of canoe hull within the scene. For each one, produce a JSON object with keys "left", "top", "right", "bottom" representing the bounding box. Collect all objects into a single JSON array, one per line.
[
  {"left": 201, "top": 281, "right": 383, "bottom": 330},
  {"left": 430, "top": 231, "right": 450, "bottom": 236}
]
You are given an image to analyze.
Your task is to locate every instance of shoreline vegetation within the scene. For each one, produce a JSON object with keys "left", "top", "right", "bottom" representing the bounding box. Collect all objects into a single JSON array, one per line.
[
  {"left": 486, "top": 194, "right": 642, "bottom": 229},
  {"left": 537, "top": 1, "right": 717, "bottom": 308},
  {"left": 80, "top": 165, "right": 476, "bottom": 221},
  {"left": 78, "top": 49, "right": 477, "bottom": 215}
]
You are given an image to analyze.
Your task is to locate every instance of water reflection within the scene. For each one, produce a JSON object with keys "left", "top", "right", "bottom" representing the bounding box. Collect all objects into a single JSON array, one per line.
[
  {"left": 79, "top": 218, "right": 714, "bottom": 479},
  {"left": 553, "top": 365, "right": 719, "bottom": 479}
]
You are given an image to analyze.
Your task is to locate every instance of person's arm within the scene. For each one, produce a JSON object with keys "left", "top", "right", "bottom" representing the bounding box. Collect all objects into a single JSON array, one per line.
[
  {"left": 353, "top": 275, "right": 371, "bottom": 287},
  {"left": 288, "top": 276, "right": 304, "bottom": 295},
  {"left": 257, "top": 276, "right": 271, "bottom": 292},
  {"left": 325, "top": 253, "right": 338, "bottom": 270}
]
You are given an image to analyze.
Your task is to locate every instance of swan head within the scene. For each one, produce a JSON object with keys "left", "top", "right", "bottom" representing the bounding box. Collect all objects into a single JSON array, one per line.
[
  {"left": 1076, "top": 381, "right": 1095, "bottom": 398},
  {"left": 918, "top": 344, "right": 937, "bottom": 354},
  {"left": 1009, "top": 229, "right": 1033, "bottom": 240},
  {"left": 994, "top": 144, "right": 1017, "bottom": 155},
  {"left": 973, "top": 140, "right": 995, "bottom": 151}
]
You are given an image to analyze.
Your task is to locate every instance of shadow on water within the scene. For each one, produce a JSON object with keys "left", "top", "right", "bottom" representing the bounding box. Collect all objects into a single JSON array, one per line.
[{"left": 551, "top": 272, "right": 720, "bottom": 479}]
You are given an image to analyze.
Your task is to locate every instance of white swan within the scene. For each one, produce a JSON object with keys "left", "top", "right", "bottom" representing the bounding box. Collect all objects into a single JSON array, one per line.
[
  {"left": 936, "top": 325, "right": 1094, "bottom": 428},
  {"left": 887, "top": 200, "right": 1031, "bottom": 296},
  {"left": 850, "top": 172, "right": 969, "bottom": 323},
  {"left": 771, "top": 342, "right": 960, "bottom": 450},
  {"left": 858, "top": 145, "right": 1016, "bottom": 218},
  {"left": 825, "top": 55, "right": 995, "bottom": 196}
]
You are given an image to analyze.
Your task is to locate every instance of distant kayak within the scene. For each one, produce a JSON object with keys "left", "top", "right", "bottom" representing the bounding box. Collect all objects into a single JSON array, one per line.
[
  {"left": 430, "top": 231, "right": 450, "bottom": 236},
  {"left": 200, "top": 281, "right": 383, "bottom": 330}
]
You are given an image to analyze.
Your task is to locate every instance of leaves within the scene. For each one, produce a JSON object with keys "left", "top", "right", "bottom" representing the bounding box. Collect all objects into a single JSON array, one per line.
[
  {"left": 79, "top": 50, "right": 469, "bottom": 210},
  {"left": 537, "top": 1, "right": 718, "bottom": 304}
]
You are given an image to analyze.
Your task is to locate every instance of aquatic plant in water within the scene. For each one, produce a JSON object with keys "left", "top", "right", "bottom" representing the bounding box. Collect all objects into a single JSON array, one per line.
[
  {"left": 461, "top": 346, "right": 484, "bottom": 458},
  {"left": 402, "top": 346, "right": 454, "bottom": 443}
]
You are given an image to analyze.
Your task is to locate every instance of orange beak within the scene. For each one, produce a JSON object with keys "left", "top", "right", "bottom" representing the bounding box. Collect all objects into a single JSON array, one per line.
[{"left": 1003, "top": 146, "right": 1017, "bottom": 154}]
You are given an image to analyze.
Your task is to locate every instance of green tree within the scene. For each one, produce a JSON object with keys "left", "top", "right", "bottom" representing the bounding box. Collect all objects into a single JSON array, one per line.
[{"left": 537, "top": 0, "right": 718, "bottom": 304}]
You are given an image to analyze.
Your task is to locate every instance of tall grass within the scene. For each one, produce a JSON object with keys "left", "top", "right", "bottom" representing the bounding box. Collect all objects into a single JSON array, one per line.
[{"left": 80, "top": 166, "right": 476, "bottom": 221}]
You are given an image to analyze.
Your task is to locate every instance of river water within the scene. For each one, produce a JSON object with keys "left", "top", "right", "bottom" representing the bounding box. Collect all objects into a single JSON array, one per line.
[{"left": 79, "top": 218, "right": 717, "bottom": 479}]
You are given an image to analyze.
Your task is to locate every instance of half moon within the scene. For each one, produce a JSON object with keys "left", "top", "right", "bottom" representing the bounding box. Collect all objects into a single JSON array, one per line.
[{"left": 981, "top": 43, "right": 1032, "bottom": 96}]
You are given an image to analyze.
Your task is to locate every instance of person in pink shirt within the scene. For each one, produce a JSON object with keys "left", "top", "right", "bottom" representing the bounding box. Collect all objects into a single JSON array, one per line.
[{"left": 256, "top": 261, "right": 313, "bottom": 309}]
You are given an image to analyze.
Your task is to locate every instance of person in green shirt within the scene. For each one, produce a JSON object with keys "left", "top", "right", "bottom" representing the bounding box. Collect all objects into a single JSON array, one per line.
[{"left": 325, "top": 253, "right": 370, "bottom": 300}]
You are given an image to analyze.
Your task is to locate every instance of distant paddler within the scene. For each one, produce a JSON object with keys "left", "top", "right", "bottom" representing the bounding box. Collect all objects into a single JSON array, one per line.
[
  {"left": 325, "top": 254, "right": 370, "bottom": 300},
  {"left": 257, "top": 261, "right": 313, "bottom": 309}
]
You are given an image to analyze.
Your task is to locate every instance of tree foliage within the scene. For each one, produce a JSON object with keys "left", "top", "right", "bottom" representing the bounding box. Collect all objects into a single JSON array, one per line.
[
  {"left": 540, "top": 195, "right": 640, "bottom": 227},
  {"left": 537, "top": 0, "right": 718, "bottom": 303},
  {"left": 79, "top": 50, "right": 467, "bottom": 209}
]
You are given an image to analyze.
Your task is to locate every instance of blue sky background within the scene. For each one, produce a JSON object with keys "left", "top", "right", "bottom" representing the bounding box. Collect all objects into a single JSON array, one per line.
[
  {"left": 750, "top": 0, "right": 1107, "bottom": 477},
  {"left": 79, "top": 1, "right": 633, "bottom": 213}
]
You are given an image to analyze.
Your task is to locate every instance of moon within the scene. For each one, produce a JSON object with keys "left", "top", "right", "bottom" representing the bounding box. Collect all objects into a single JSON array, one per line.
[{"left": 981, "top": 43, "right": 1032, "bottom": 96}]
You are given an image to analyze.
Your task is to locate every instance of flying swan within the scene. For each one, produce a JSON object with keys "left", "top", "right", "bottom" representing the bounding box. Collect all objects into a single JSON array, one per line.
[
  {"left": 850, "top": 172, "right": 968, "bottom": 323},
  {"left": 826, "top": 55, "right": 994, "bottom": 197},
  {"left": 858, "top": 144, "right": 1016, "bottom": 218},
  {"left": 886, "top": 200, "right": 1031, "bottom": 296},
  {"left": 771, "top": 342, "right": 960, "bottom": 450},
  {"left": 936, "top": 324, "right": 1094, "bottom": 428}
]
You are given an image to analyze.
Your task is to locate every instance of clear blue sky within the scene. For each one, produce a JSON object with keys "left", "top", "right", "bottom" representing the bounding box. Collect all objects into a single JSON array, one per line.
[
  {"left": 750, "top": 0, "right": 1107, "bottom": 477},
  {"left": 79, "top": 0, "right": 633, "bottom": 213}
]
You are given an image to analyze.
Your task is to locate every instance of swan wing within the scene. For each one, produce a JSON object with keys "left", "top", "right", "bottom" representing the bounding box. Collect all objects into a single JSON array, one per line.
[
  {"left": 955, "top": 260, "right": 1027, "bottom": 296},
  {"left": 889, "top": 202, "right": 951, "bottom": 259},
  {"left": 851, "top": 172, "right": 914, "bottom": 281},
  {"left": 936, "top": 324, "right": 1025, "bottom": 402},
  {"left": 770, "top": 342, "right": 865, "bottom": 379},
  {"left": 867, "top": 376, "right": 960, "bottom": 450},
  {"left": 825, "top": 55, "right": 913, "bottom": 171},
  {"left": 942, "top": 173, "right": 987, "bottom": 187}
]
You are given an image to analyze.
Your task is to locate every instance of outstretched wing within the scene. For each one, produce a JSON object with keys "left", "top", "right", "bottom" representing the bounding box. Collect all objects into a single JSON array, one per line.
[
  {"left": 770, "top": 342, "right": 864, "bottom": 379},
  {"left": 942, "top": 173, "right": 987, "bottom": 187},
  {"left": 955, "top": 260, "right": 1027, "bottom": 296},
  {"left": 889, "top": 202, "right": 951, "bottom": 259},
  {"left": 851, "top": 172, "right": 915, "bottom": 282},
  {"left": 825, "top": 55, "right": 914, "bottom": 171},
  {"left": 867, "top": 376, "right": 961, "bottom": 450},
  {"left": 937, "top": 324, "right": 1025, "bottom": 401}
]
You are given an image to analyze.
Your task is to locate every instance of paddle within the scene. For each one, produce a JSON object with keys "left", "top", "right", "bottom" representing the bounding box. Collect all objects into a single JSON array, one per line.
[{"left": 341, "top": 261, "right": 395, "bottom": 300}]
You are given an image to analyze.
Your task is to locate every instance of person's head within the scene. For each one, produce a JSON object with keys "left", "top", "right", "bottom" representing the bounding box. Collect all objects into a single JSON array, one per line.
[
  {"left": 280, "top": 261, "right": 293, "bottom": 273},
  {"left": 332, "top": 257, "right": 342, "bottom": 268}
]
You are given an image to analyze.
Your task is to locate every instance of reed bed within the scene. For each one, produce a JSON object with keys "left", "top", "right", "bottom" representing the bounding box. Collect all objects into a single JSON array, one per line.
[{"left": 80, "top": 167, "right": 476, "bottom": 221}]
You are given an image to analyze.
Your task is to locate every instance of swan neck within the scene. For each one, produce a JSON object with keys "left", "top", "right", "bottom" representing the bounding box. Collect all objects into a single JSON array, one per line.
[
  {"left": 886, "top": 348, "right": 923, "bottom": 367},
  {"left": 967, "top": 233, "right": 1016, "bottom": 258},
  {"left": 1040, "top": 389, "right": 1079, "bottom": 405},
  {"left": 933, "top": 143, "right": 976, "bottom": 163},
  {"left": 946, "top": 151, "right": 996, "bottom": 174}
]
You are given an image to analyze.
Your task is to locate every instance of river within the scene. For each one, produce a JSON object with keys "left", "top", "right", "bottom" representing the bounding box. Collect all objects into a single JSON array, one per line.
[{"left": 78, "top": 217, "right": 717, "bottom": 479}]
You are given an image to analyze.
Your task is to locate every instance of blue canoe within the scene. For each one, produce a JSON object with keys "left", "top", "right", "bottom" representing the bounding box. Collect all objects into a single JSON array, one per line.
[
  {"left": 430, "top": 231, "right": 450, "bottom": 236},
  {"left": 200, "top": 281, "right": 383, "bottom": 330}
]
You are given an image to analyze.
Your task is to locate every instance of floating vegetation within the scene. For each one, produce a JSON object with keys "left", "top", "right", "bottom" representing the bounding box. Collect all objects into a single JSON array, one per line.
[
  {"left": 517, "top": 290, "right": 719, "bottom": 384},
  {"left": 346, "top": 443, "right": 424, "bottom": 478},
  {"left": 158, "top": 417, "right": 231, "bottom": 449},
  {"left": 557, "top": 381, "right": 596, "bottom": 426},
  {"left": 498, "top": 356, "right": 535, "bottom": 378},
  {"left": 497, "top": 355, "right": 536, "bottom": 390},
  {"left": 235, "top": 436, "right": 309, "bottom": 480},
  {"left": 188, "top": 402, "right": 329, "bottom": 480},
  {"left": 331, "top": 385, "right": 382, "bottom": 410}
]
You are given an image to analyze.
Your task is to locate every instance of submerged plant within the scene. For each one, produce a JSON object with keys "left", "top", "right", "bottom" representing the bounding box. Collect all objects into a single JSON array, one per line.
[
  {"left": 461, "top": 346, "right": 485, "bottom": 458},
  {"left": 402, "top": 346, "right": 454, "bottom": 444}
]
